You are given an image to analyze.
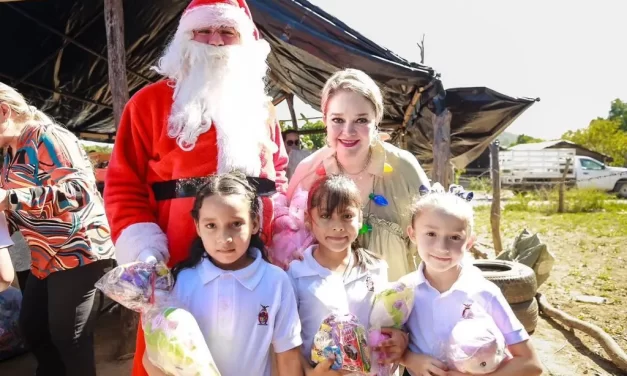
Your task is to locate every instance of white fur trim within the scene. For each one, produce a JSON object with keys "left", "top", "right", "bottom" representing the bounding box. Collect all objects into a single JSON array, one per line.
[
  {"left": 179, "top": 3, "right": 256, "bottom": 42},
  {"left": 114, "top": 222, "right": 169, "bottom": 265}
]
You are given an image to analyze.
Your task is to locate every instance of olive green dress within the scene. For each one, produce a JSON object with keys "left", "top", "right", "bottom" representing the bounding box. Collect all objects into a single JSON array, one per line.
[{"left": 287, "top": 141, "right": 430, "bottom": 281}]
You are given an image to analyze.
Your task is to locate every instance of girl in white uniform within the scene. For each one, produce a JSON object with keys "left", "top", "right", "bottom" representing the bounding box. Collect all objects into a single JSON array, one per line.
[
  {"left": 143, "top": 171, "right": 303, "bottom": 376},
  {"left": 287, "top": 174, "right": 407, "bottom": 375},
  {"left": 400, "top": 184, "right": 543, "bottom": 376}
]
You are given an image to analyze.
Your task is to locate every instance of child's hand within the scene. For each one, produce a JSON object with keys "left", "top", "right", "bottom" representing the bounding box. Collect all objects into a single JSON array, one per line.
[
  {"left": 307, "top": 356, "right": 348, "bottom": 376},
  {"left": 374, "top": 328, "right": 409, "bottom": 364},
  {"left": 402, "top": 351, "right": 448, "bottom": 376}
]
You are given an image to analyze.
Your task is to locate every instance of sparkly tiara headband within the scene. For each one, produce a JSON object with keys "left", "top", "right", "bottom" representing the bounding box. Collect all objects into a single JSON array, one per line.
[{"left": 418, "top": 182, "right": 474, "bottom": 202}]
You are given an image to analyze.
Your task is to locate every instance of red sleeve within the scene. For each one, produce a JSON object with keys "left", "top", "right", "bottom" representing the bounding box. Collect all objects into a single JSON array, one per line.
[
  {"left": 272, "top": 119, "right": 289, "bottom": 193},
  {"left": 104, "top": 97, "right": 157, "bottom": 241}
]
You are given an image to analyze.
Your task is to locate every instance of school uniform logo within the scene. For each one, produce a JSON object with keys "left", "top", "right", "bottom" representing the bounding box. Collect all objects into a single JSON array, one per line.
[
  {"left": 365, "top": 275, "right": 374, "bottom": 292},
  {"left": 258, "top": 305, "right": 269, "bottom": 326},
  {"left": 462, "top": 303, "right": 474, "bottom": 319}
]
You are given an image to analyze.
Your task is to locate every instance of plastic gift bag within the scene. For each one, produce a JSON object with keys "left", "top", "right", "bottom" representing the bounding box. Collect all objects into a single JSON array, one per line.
[
  {"left": 368, "top": 282, "right": 414, "bottom": 376},
  {"left": 96, "top": 261, "right": 221, "bottom": 376},
  {"left": 143, "top": 306, "right": 221, "bottom": 376},
  {"left": 442, "top": 309, "right": 509, "bottom": 374},
  {"left": 269, "top": 189, "right": 314, "bottom": 268},
  {"left": 311, "top": 313, "right": 371, "bottom": 375},
  {"left": 0, "top": 287, "right": 27, "bottom": 361}
]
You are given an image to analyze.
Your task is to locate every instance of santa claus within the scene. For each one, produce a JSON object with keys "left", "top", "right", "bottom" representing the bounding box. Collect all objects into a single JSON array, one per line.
[{"left": 103, "top": 0, "right": 287, "bottom": 374}]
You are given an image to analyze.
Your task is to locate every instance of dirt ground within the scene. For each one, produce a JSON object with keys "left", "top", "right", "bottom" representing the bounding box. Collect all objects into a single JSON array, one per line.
[
  {"left": 474, "top": 206, "right": 627, "bottom": 376},
  {"left": 2, "top": 203, "right": 626, "bottom": 375}
]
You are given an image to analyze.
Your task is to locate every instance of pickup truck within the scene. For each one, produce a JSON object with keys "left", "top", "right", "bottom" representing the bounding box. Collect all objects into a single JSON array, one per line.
[{"left": 499, "top": 148, "right": 627, "bottom": 198}]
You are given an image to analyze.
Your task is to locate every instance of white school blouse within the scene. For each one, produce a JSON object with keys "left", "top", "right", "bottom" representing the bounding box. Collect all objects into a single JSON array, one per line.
[
  {"left": 286, "top": 245, "right": 389, "bottom": 362},
  {"left": 401, "top": 262, "right": 529, "bottom": 365},
  {"left": 172, "top": 248, "right": 302, "bottom": 376}
]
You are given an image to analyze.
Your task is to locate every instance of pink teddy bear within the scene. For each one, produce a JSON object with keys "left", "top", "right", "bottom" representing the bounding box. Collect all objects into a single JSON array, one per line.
[
  {"left": 445, "top": 315, "right": 510, "bottom": 374},
  {"left": 269, "top": 188, "right": 314, "bottom": 269}
]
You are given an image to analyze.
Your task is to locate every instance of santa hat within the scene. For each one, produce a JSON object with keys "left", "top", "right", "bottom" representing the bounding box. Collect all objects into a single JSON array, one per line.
[{"left": 178, "top": 0, "right": 260, "bottom": 42}]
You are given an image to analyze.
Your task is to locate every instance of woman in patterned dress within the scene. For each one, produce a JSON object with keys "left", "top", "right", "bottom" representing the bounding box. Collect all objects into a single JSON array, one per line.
[{"left": 0, "top": 82, "right": 114, "bottom": 376}]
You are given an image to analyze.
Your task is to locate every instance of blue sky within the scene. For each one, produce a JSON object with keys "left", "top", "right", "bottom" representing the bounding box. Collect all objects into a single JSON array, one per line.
[{"left": 275, "top": 0, "right": 627, "bottom": 139}]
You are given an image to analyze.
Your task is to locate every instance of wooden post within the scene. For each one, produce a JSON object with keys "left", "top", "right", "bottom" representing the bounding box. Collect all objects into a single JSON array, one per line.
[
  {"left": 104, "top": 0, "right": 129, "bottom": 128},
  {"left": 285, "top": 93, "right": 299, "bottom": 130},
  {"left": 432, "top": 109, "right": 452, "bottom": 186},
  {"left": 104, "top": 0, "right": 136, "bottom": 360},
  {"left": 558, "top": 158, "right": 572, "bottom": 213},
  {"left": 490, "top": 141, "right": 503, "bottom": 255}
]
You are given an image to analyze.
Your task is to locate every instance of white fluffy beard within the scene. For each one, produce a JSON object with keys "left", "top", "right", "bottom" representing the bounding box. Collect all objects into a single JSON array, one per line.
[{"left": 153, "top": 34, "right": 274, "bottom": 176}]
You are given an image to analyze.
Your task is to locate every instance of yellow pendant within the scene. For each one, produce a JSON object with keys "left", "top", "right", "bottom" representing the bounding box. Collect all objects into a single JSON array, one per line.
[{"left": 384, "top": 163, "right": 394, "bottom": 173}]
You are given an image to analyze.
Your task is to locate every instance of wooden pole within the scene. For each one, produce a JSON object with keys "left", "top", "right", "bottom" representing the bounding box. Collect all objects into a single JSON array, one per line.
[
  {"left": 104, "top": 0, "right": 129, "bottom": 128},
  {"left": 285, "top": 93, "right": 299, "bottom": 130},
  {"left": 104, "top": 0, "right": 136, "bottom": 360},
  {"left": 558, "top": 158, "right": 572, "bottom": 213},
  {"left": 432, "top": 109, "right": 452, "bottom": 187},
  {"left": 490, "top": 141, "right": 503, "bottom": 255}
]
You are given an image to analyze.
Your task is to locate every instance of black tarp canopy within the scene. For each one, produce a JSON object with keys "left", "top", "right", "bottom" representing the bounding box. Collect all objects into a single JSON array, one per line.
[{"left": 0, "top": 0, "right": 537, "bottom": 168}]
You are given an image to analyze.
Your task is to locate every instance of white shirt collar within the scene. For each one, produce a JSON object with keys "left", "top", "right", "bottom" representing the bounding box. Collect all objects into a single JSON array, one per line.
[
  {"left": 289, "top": 245, "right": 382, "bottom": 284},
  {"left": 412, "top": 260, "right": 480, "bottom": 294},
  {"left": 198, "top": 248, "right": 266, "bottom": 291}
]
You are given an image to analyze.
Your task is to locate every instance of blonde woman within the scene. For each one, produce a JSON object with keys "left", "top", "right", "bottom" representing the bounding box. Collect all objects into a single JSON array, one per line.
[
  {"left": 0, "top": 82, "right": 114, "bottom": 376},
  {"left": 281, "top": 69, "right": 430, "bottom": 281}
]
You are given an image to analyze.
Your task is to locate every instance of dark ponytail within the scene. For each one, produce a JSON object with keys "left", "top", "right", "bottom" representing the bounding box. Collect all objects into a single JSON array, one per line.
[{"left": 172, "top": 171, "right": 269, "bottom": 281}]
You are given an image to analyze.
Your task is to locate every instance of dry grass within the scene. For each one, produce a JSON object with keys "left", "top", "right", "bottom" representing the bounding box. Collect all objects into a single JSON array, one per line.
[{"left": 474, "top": 198, "right": 627, "bottom": 374}]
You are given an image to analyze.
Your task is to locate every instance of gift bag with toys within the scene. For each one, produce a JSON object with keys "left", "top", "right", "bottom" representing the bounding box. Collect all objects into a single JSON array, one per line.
[
  {"left": 368, "top": 282, "right": 415, "bottom": 376},
  {"left": 311, "top": 313, "right": 371, "bottom": 375},
  {"left": 96, "top": 261, "right": 221, "bottom": 376},
  {"left": 439, "top": 304, "right": 510, "bottom": 374},
  {"left": 269, "top": 188, "right": 314, "bottom": 268}
]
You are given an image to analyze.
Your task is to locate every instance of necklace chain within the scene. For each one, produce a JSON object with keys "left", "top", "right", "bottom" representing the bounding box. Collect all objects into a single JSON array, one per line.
[{"left": 336, "top": 147, "right": 373, "bottom": 176}]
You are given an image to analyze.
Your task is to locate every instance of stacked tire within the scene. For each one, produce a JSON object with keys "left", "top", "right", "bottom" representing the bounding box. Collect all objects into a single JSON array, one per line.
[{"left": 473, "top": 260, "right": 539, "bottom": 334}]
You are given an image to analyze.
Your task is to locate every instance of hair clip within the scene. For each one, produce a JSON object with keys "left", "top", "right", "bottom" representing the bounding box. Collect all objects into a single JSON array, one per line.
[
  {"left": 448, "top": 184, "right": 474, "bottom": 202},
  {"left": 418, "top": 183, "right": 474, "bottom": 202}
]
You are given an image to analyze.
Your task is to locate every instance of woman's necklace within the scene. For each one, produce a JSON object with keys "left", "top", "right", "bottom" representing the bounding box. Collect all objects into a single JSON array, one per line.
[{"left": 335, "top": 147, "right": 373, "bottom": 176}]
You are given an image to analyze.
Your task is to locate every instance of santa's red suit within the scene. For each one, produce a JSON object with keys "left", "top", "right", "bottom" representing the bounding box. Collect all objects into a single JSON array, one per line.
[{"left": 104, "top": 1, "right": 287, "bottom": 375}]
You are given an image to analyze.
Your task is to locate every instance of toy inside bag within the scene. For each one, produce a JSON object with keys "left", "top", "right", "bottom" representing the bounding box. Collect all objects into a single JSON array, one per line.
[
  {"left": 442, "top": 307, "right": 510, "bottom": 374},
  {"left": 311, "top": 313, "right": 371, "bottom": 375},
  {"left": 0, "top": 287, "right": 27, "bottom": 361},
  {"left": 143, "top": 306, "right": 221, "bottom": 376},
  {"left": 94, "top": 261, "right": 174, "bottom": 312},
  {"left": 269, "top": 189, "right": 314, "bottom": 268},
  {"left": 368, "top": 282, "right": 414, "bottom": 376},
  {"left": 95, "top": 262, "right": 221, "bottom": 376}
]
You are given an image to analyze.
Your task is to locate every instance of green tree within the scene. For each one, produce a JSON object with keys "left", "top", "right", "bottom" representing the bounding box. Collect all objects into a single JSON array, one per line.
[
  {"left": 608, "top": 99, "right": 627, "bottom": 132},
  {"left": 562, "top": 119, "right": 627, "bottom": 167},
  {"left": 509, "top": 134, "right": 543, "bottom": 147},
  {"left": 280, "top": 114, "right": 327, "bottom": 150}
]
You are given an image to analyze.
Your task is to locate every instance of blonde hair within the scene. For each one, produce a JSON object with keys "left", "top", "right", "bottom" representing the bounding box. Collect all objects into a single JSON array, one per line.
[
  {"left": 0, "top": 82, "right": 54, "bottom": 125},
  {"left": 321, "top": 68, "right": 384, "bottom": 125},
  {"left": 410, "top": 192, "right": 475, "bottom": 234}
]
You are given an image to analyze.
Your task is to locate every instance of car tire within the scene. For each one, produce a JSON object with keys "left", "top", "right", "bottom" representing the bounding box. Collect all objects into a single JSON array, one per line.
[
  {"left": 473, "top": 260, "right": 538, "bottom": 304},
  {"left": 510, "top": 298, "right": 539, "bottom": 334}
]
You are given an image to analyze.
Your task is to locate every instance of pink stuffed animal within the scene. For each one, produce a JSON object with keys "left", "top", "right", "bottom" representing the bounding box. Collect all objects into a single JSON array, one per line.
[
  {"left": 269, "top": 189, "right": 314, "bottom": 269},
  {"left": 445, "top": 315, "right": 509, "bottom": 374}
]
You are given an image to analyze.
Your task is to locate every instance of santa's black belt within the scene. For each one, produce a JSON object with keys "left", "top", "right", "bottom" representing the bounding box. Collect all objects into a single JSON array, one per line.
[{"left": 151, "top": 176, "right": 276, "bottom": 200}]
